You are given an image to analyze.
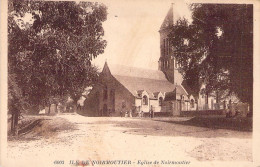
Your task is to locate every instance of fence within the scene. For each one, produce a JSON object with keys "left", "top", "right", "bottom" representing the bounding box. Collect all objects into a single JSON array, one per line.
[{"left": 180, "top": 110, "right": 225, "bottom": 116}]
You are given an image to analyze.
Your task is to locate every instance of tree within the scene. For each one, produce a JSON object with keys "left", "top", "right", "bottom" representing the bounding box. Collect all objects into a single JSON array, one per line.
[
  {"left": 8, "top": 0, "right": 107, "bottom": 129},
  {"left": 168, "top": 4, "right": 253, "bottom": 111},
  {"left": 8, "top": 71, "right": 26, "bottom": 134}
]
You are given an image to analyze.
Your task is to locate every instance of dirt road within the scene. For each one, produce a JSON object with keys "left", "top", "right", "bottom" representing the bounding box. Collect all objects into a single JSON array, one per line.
[{"left": 6, "top": 114, "right": 253, "bottom": 167}]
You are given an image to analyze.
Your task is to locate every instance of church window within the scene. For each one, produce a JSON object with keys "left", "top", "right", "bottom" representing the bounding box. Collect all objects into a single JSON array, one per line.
[
  {"left": 122, "top": 100, "right": 126, "bottom": 108},
  {"left": 167, "top": 38, "right": 170, "bottom": 55},
  {"left": 143, "top": 95, "right": 148, "bottom": 105},
  {"left": 159, "top": 97, "right": 163, "bottom": 106},
  {"left": 164, "top": 38, "right": 167, "bottom": 56},
  {"left": 205, "top": 94, "right": 208, "bottom": 104},
  {"left": 110, "top": 89, "right": 115, "bottom": 111},
  {"left": 103, "top": 86, "right": 108, "bottom": 100},
  {"left": 163, "top": 39, "right": 166, "bottom": 56},
  {"left": 96, "top": 92, "right": 100, "bottom": 108},
  {"left": 165, "top": 39, "right": 168, "bottom": 55},
  {"left": 181, "top": 95, "right": 185, "bottom": 100},
  {"left": 190, "top": 99, "right": 194, "bottom": 108}
]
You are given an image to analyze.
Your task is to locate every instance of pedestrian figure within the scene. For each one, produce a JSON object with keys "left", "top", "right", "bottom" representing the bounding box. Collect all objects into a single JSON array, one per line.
[
  {"left": 125, "top": 111, "right": 128, "bottom": 117},
  {"left": 129, "top": 110, "right": 132, "bottom": 117},
  {"left": 226, "top": 100, "right": 232, "bottom": 118},
  {"left": 150, "top": 107, "right": 154, "bottom": 118},
  {"left": 120, "top": 110, "right": 123, "bottom": 117},
  {"left": 108, "top": 109, "right": 111, "bottom": 117}
]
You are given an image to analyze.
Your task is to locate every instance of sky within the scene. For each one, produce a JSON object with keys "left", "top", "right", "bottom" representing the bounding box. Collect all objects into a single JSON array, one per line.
[
  {"left": 92, "top": 0, "right": 192, "bottom": 71},
  {"left": 14, "top": 0, "right": 192, "bottom": 71}
]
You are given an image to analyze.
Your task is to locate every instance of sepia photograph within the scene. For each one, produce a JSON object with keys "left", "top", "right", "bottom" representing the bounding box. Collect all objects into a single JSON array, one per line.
[{"left": 0, "top": 0, "right": 259, "bottom": 166}]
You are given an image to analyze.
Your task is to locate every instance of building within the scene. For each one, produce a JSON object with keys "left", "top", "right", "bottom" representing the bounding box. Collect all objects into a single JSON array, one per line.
[
  {"left": 81, "top": 62, "right": 189, "bottom": 116},
  {"left": 81, "top": 4, "right": 244, "bottom": 117},
  {"left": 158, "top": 4, "right": 226, "bottom": 111}
]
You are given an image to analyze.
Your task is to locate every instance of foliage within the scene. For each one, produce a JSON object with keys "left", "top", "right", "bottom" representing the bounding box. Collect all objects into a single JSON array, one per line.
[
  {"left": 168, "top": 4, "right": 253, "bottom": 107},
  {"left": 8, "top": 0, "right": 107, "bottom": 113}
]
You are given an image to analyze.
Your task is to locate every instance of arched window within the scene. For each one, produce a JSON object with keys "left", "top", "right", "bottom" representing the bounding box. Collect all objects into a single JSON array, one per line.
[
  {"left": 181, "top": 95, "right": 185, "bottom": 100},
  {"left": 110, "top": 89, "right": 115, "bottom": 111},
  {"left": 143, "top": 95, "right": 148, "bottom": 105},
  {"left": 159, "top": 97, "right": 163, "bottom": 106},
  {"left": 190, "top": 99, "right": 194, "bottom": 108},
  {"left": 103, "top": 86, "right": 108, "bottom": 100}
]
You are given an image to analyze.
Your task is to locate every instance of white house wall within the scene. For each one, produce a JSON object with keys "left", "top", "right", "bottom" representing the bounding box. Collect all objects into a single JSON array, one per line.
[{"left": 150, "top": 99, "right": 161, "bottom": 112}]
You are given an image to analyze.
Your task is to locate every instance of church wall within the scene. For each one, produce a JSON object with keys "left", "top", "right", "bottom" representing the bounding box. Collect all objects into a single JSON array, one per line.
[
  {"left": 150, "top": 99, "right": 161, "bottom": 112},
  {"left": 161, "top": 101, "right": 174, "bottom": 113},
  {"left": 82, "top": 69, "right": 135, "bottom": 117},
  {"left": 113, "top": 80, "right": 135, "bottom": 116},
  {"left": 99, "top": 74, "right": 135, "bottom": 117},
  {"left": 135, "top": 98, "right": 142, "bottom": 108}
]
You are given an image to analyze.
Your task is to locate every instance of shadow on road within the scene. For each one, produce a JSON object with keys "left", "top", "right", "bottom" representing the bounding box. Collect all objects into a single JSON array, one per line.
[
  {"left": 94, "top": 116, "right": 252, "bottom": 139},
  {"left": 155, "top": 116, "right": 252, "bottom": 132}
]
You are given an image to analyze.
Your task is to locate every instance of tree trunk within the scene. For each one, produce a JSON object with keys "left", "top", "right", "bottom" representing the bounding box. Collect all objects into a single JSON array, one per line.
[
  {"left": 48, "top": 104, "right": 51, "bottom": 115},
  {"left": 11, "top": 113, "right": 14, "bottom": 132},
  {"left": 216, "top": 91, "right": 219, "bottom": 109},
  {"left": 206, "top": 92, "right": 209, "bottom": 109},
  {"left": 248, "top": 100, "right": 253, "bottom": 117},
  {"left": 73, "top": 103, "right": 77, "bottom": 113},
  {"left": 71, "top": 96, "right": 80, "bottom": 113},
  {"left": 11, "top": 108, "right": 19, "bottom": 136}
]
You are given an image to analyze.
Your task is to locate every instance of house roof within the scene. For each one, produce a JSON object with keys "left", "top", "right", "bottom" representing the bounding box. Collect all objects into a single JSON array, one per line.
[
  {"left": 104, "top": 63, "right": 188, "bottom": 99},
  {"left": 181, "top": 80, "right": 197, "bottom": 97},
  {"left": 164, "top": 91, "right": 176, "bottom": 101},
  {"left": 113, "top": 75, "right": 176, "bottom": 98},
  {"left": 164, "top": 87, "right": 189, "bottom": 101},
  {"left": 153, "top": 92, "right": 160, "bottom": 98}
]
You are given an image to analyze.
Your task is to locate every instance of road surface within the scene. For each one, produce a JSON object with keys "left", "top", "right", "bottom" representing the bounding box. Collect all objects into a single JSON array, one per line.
[{"left": 6, "top": 114, "right": 252, "bottom": 167}]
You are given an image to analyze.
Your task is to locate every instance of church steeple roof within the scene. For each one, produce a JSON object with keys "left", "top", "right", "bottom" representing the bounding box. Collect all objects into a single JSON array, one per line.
[
  {"left": 102, "top": 60, "right": 112, "bottom": 75},
  {"left": 160, "top": 3, "right": 174, "bottom": 30}
]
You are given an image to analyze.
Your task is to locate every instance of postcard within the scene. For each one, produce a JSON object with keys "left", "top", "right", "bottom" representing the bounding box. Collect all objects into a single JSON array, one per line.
[{"left": 1, "top": 0, "right": 260, "bottom": 167}]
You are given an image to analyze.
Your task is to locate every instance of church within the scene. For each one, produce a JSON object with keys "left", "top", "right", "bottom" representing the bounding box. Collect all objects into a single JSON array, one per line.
[{"left": 81, "top": 4, "right": 219, "bottom": 117}]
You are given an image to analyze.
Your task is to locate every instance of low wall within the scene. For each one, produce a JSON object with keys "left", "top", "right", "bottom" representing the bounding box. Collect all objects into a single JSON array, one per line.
[
  {"left": 143, "top": 112, "right": 173, "bottom": 117},
  {"left": 180, "top": 110, "right": 225, "bottom": 116}
]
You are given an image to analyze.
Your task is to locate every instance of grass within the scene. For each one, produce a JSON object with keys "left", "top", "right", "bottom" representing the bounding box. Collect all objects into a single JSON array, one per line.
[{"left": 8, "top": 116, "right": 77, "bottom": 141}]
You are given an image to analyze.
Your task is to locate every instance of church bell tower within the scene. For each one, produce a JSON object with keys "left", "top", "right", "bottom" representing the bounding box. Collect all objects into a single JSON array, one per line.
[{"left": 158, "top": 3, "right": 183, "bottom": 85}]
